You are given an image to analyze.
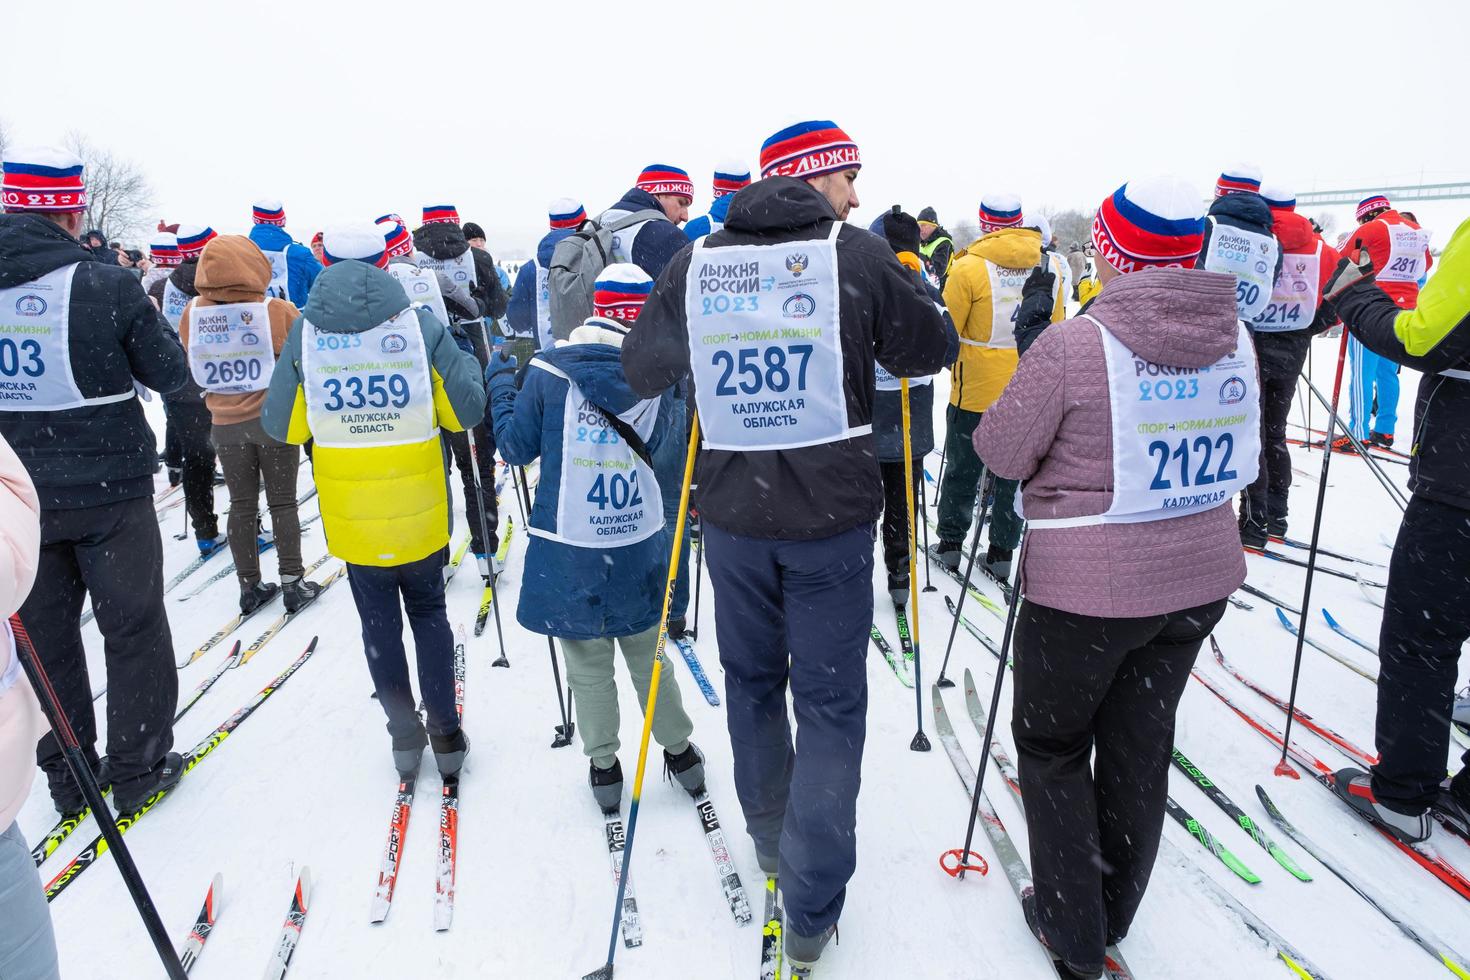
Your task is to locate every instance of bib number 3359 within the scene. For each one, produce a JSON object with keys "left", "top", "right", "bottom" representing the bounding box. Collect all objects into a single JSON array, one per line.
[{"left": 321, "top": 373, "right": 412, "bottom": 411}]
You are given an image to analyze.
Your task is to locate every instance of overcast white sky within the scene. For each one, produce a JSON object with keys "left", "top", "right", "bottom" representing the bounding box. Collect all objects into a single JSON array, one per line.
[{"left": 4, "top": 0, "right": 1467, "bottom": 257}]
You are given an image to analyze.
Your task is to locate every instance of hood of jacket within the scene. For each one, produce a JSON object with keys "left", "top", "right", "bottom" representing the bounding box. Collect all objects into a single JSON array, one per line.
[
  {"left": 536, "top": 227, "right": 576, "bottom": 266},
  {"left": 723, "top": 177, "right": 837, "bottom": 235},
  {"left": 169, "top": 258, "right": 200, "bottom": 298},
  {"left": 0, "top": 213, "right": 94, "bottom": 289},
  {"left": 1087, "top": 267, "right": 1242, "bottom": 368},
  {"left": 608, "top": 187, "right": 669, "bottom": 220},
  {"left": 414, "top": 222, "right": 470, "bottom": 261},
  {"left": 965, "top": 226, "right": 1044, "bottom": 269},
  {"left": 196, "top": 235, "right": 271, "bottom": 303},
  {"left": 541, "top": 325, "right": 642, "bottom": 417},
  {"left": 1207, "top": 192, "right": 1273, "bottom": 237},
  {"left": 301, "top": 260, "right": 409, "bottom": 334},
  {"left": 248, "top": 223, "right": 296, "bottom": 252},
  {"left": 1271, "top": 210, "right": 1321, "bottom": 253}
]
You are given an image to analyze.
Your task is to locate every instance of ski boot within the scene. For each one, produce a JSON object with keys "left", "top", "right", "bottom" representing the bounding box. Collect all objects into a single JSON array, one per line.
[
  {"left": 1238, "top": 518, "right": 1268, "bottom": 550},
  {"left": 667, "top": 616, "right": 689, "bottom": 641},
  {"left": 663, "top": 742, "right": 706, "bottom": 797},
  {"left": 590, "top": 758, "right": 624, "bottom": 813},
  {"left": 1329, "top": 434, "right": 1358, "bottom": 454},
  {"left": 113, "top": 752, "right": 184, "bottom": 814},
  {"left": 197, "top": 532, "right": 227, "bottom": 556},
  {"left": 1434, "top": 776, "right": 1470, "bottom": 837},
  {"left": 887, "top": 569, "right": 909, "bottom": 606},
  {"left": 1333, "top": 769, "right": 1432, "bottom": 843},
  {"left": 431, "top": 729, "right": 470, "bottom": 779},
  {"left": 980, "top": 545, "right": 1013, "bottom": 583},
  {"left": 1368, "top": 431, "right": 1395, "bottom": 449},
  {"left": 474, "top": 553, "right": 504, "bottom": 579},
  {"left": 49, "top": 753, "right": 109, "bottom": 817},
  {"left": 240, "top": 580, "right": 281, "bottom": 615},
  {"left": 930, "top": 540, "right": 961, "bottom": 571},
  {"left": 1022, "top": 887, "right": 1103, "bottom": 979},
  {"left": 784, "top": 922, "right": 838, "bottom": 979},
  {"left": 392, "top": 727, "right": 427, "bottom": 778},
  {"left": 281, "top": 577, "right": 322, "bottom": 614}
]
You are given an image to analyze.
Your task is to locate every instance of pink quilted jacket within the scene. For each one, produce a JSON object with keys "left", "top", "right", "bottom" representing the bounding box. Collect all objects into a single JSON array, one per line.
[
  {"left": 0, "top": 432, "right": 45, "bottom": 829},
  {"left": 974, "top": 268, "right": 1248, "bottom": 619}
]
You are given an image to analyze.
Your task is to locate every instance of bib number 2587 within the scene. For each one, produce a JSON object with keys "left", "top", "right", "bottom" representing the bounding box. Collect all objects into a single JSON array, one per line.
[
  {"left": 1148, "top": 434, "right": 1236, "bottom": 490},
  {"left": 712, "top": 344, "right": 813, "bottom": 396}
]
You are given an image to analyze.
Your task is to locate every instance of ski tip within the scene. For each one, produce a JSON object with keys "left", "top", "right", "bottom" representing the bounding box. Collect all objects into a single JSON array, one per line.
[
  {"left": 962, "top": 666, "right": 976, "bottom": 695},
  {"left": 305, "top": 636, "right": 320, "bottom": 653},
  {"left": 1321, "top": 608, "right": 1340, "bottom": 628},
  {"left": 1275, "top": 607, "right": 1292, "bottom": 627},
  {"left": 581, "top": 965, "right": 615, "bottom": 980}
]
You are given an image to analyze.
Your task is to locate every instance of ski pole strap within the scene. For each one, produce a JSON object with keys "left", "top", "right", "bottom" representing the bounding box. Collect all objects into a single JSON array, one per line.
[{"left": 939, "top": 849, "right": 989, "bottom": 878}]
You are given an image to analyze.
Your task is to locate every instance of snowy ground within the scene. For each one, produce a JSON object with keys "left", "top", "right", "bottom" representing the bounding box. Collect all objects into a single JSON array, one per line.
[{"left": 16, "top": 328, "right": 1470, "bottom": 979}]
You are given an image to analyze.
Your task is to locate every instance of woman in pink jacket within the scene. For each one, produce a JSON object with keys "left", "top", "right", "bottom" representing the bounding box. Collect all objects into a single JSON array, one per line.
[
  {"left": 0, "top": 431, "right": 59, "bottom": 980},
  {"left": 974, "top": 176, "right": 1255, "bottom": 979}
]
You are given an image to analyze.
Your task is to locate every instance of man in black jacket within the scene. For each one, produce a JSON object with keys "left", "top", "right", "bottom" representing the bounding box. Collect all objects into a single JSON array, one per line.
[
  {"left": 0, "top": 147, "right": 189, "bottom": 816},
  {"left": 623, "top": 120, "right": 952, "bottom": 973},
  {"left": 917, "top": 206, "right": 955, "bottom": 288},
  {"left": 414, "top": 205, "right": 506, "bottom": 573}
]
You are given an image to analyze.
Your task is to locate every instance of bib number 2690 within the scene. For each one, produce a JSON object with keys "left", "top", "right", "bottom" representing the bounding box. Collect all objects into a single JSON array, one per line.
[
  {"left": 712, "top": 344, "right": 813, "bottom": 396},
  {"left": 1148, "top": 434, "right": 1236, "bottom": 490}
]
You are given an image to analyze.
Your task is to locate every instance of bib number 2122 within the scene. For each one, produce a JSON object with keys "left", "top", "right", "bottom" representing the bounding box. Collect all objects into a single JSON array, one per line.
[{"left": 1148, "top": 434, "right": 1236, "bottom": 490}]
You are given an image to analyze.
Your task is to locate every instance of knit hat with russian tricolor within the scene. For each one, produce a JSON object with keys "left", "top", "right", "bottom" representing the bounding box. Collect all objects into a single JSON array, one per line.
[
  {"left": 1, "top": 145, "right": 87, "bottom": 213},
  {"left": 176, "top": 225, "right": 218, "bottom": 260},
  {"left": 1091, "top": 176, "right": 1207, "bottom": 274},
  {"left": 759, "top": 121, "right": 861, "bottom": 180},
  {"left": 635, "top": 165, "right": 693, "bottom": 202},
  {"left": 1356, "top": 194, "right": 1391, "bottom": 221},
  {"left": 548, "top": 198, "right": 586, "bottom": 230},
  {"left": 149, "top": 232, "right": 182, "bottom": 267},
  {"left": 1260, "top": 184, "right": 1296, "bottom": 212},
  {"left": 322, "top": 223, "right": 389, "bottom": 269},
  {"left": 422, "top": 204, "right": 459, "bottom": 226},
  {"left": 252, "top": 198, "right": 286, "bottom": 226},
  {"left": 592, "top": 263, "right": 654, "bottom": 323},
  {"left": 376, "top": 217, "right": 413, "bottom": 258},
  {"left": 978, "top": 193, "right": 1023, "bottom": 234},
  {"left": 712, "top": 161, "right": 751, "bottom": 198},
  {"left": 1215, "top": 163, "right": 1263, "bottom": 198}
]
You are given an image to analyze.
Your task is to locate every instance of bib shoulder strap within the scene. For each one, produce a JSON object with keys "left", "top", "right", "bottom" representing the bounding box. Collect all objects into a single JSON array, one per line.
[{"left": 595, "top": 406, "right": 654, "bottom": 469}]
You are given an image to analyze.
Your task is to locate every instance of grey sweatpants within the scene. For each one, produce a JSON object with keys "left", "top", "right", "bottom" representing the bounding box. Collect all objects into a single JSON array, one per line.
[
  {"left": 560, "top": 624, "right": 694, "bottom": 769},
  {"left": 214, "top": 417, "right": 303, "bottom": 585},
  {"left": 0, "top": 822, "right": 59, "bottom": 980}
]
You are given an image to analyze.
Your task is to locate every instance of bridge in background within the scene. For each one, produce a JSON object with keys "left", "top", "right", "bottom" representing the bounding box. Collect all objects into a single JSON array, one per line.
[{"left": 1296, "top": 182, "right": 1470, "bottom": 207}]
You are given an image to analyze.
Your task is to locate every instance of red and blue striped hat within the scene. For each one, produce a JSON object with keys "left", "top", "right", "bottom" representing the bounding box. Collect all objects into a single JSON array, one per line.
[
  {"left": 1356, "top": 194, "right": 1391, "bottom": 221},
  {"left": 1260, "top": 184, "right": 1296, "bottom": 212},
  {"left": 635, "top": 165, "right": 693, "bottom": 201},
  {"left": 759, "top": 121, "right": 861, "bottom": 180},
  {"left": 376, "top": 217, "right": 413, "bottom": 258},
  {"left": 322, "top": 224, "right": 389, "bottom": 269},
  {"left": 422, "top": 204, "right": 459, "bottom": 226},
  {"left": 592, "top": 263, "right": 654, "bottom": 322},
  {"left": 549, "top": 198, "right": 586, "bottom": 230},
  {"left": 1215, "top": 163, "right": 1262, "bottom": 198},
  {"left": 252, "top": 198, "right": 286, "bottom": 226},
  {"left": 149, "top": 232, "right": 182, "bottom": 267},
  {"left": 176, "top": 224, "right": 218, "bottom": 259},
  {"left": 1090, "top": 177, "right": 1207, "bottom": 274},
  {"left": 712, "top": 161, "right": 751, "bottom": 198},
  {"left": 1, "top": 146, "right": 87, "bottom": 213},
  {"left": 978, "top": 193, "right": 1023, "bottom": 233}
]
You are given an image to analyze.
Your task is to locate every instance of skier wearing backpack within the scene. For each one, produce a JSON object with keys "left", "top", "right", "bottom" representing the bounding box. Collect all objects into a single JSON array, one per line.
[
  {"left": 485, "top": 263, "right": 705, "bottom": 812},
  {"left": 507, "top": 199, "right": 586, "bottom": 353},
  {"left": 622, "top": 120, "right": 952, "bottom": 976},
  {"left": 684, "top": 162, "right": 751, "bottom": 241},
  {"left": 598, "top": 165, "right": 694, "bottom": 278}
]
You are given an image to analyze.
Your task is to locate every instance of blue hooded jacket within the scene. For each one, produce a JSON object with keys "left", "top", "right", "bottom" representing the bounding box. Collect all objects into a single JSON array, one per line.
[
  {"left": 248, "top": 224, "right": 322, "bottom": 308},
  {"left": 488, "top": 327, "right": 673, "bottom": 639},
  {"left": 684, "top": 194, "right": 734, "bottom": 242},
  {"left": 507, "top": 226, "right": 576, "bottom": 342},
  {"left": 600, "top": 188, "right": 689, "bottom": 280}
]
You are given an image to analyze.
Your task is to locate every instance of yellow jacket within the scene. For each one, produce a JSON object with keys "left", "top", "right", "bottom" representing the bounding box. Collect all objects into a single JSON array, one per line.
[{"left": 942, "top": 228, "right": 1064, "bottom": 412}]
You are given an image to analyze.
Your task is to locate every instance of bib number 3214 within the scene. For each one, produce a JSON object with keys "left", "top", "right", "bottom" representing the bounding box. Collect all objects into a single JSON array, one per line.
[{"left": 1148, "top": 433, "right": 1237, "bottom": 490}]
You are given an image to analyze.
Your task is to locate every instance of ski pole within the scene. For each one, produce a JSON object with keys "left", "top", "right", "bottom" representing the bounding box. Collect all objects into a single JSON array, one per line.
[
  {"left": 546, "top": 636, "right": 574, "bottom": 749},
  {"left": 470, "top": 320, "right": 511, "bottom": 668},
  {"left": 1306, "top": 341, "right": 1314, "bottom": 450},
  {"left": 8, "top": 615, "right": 189, "bottom": 980},
  {"left": 582, "top": 414, "right": 700, "bottom": 980},
  {"left": 690, "top": 518, "right": 704, "bottom": 641},
  {"left": 517, "top": 465, "right": 533, "bottom": 521},
  {"left": 919, "top": 485, "right": 935, "bottom": 594},
  {"left": 508, "top": 460, "right": 528, "bottom": 527},
  {"left": 1275, "top": 329, "right": 1352, "bottom": 778},
  {"left": 932, "top": 443, "right": 947, "bottom": 509},
  {"left": 1296, "top": 372, "right": 1409, "bottom": 512},
  {"left": 935, "top": 471, "right": 994, "bottom": 689},
  {"left": 901, "top": 381, "right": 930, "bottom": 751},
  {"left": 953, "top": 530, "right": 1027, "bottom": 879}
]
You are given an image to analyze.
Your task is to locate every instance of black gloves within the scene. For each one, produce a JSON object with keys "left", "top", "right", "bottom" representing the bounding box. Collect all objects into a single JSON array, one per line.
[
  {"left": 1013, "top": 258, "right": 1058, "bottom": 356},
  {"left": 1323, "top": 248, "right": 1376, "bottom": 303}
]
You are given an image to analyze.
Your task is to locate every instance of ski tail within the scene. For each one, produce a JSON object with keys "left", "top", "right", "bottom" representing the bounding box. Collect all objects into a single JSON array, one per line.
[
  {"left": 262, "top": 867, "right": 311, "bottom": 980},
  {"left": 1164, "top": 796, "right": 1261, "bottom": 884},
  {"left": 369, "top": 778, "right": 415, "bottom": 923},
  {"left": 179, "top": 872, "right": 222, "bottom": 974}
]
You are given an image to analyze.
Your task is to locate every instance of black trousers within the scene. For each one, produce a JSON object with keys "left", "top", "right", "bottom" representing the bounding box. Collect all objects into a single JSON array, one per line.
[
  {"left": 1242, "top": 331, "right": 1309, "bottom": 533},
  {"left": 878, "top": 459, "right": 924, "bottom": 576},
  {"left": 442, "top": 425, "right": 498, "bottom": 555},
  {"left": 1012, "top": 597, "right": 1227, "bottom": 966},
  {"left": 1371, "top": 495, "right": 1470, "bottom": 811},
  {"left": 19, "top": 497, "right": 177, "bottom": 809},
  {"left": 162, "top": 399, "right": 219, "bottom": 540}
]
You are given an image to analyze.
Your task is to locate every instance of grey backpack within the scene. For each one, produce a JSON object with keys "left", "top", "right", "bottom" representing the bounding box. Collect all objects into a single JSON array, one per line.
[{"left": 546, "top": 209, "right": 663, "bottom": 341}]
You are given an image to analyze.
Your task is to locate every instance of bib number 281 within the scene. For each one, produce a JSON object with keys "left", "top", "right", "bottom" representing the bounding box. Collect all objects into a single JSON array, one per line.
[{"left": 1148, "top": 434, "right": 1236, "bottom": 490}]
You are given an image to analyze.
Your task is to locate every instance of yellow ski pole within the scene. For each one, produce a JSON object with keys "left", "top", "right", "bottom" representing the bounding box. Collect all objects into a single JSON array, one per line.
[
  {"left": 582, "top": 412, "right": 701, "bottom": 980},
  {"left": 902, "top": 380, "right": 930, "bottom": 751}
]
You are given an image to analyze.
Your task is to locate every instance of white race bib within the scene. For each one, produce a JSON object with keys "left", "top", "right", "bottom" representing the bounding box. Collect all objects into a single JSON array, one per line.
[
  {"left": 1379, "top": 222, "right": 1430, "bottom": 283},
  {"left": 1029, "top": 316, "right": 1259, "bottom": 528},
  {"left": 1201, "top": 218, "right": 1278, "bottom": 320},
  {"left": 0, "top": 263, "right": 135, "bottom": 411},
  {"left": 1253, "top": 243, "right": 1320, "bottom": 332},
  {"left": 416, "top": 249, "right": 477, "bottom": 319},
  {"left": 984, "top": 261, "right": 1029, "bottom": 347},
  {"left": 608, "top": 218, "right": 653, "bottom": 266},
  {"left": 686, "top": 224, "right": 865, "bottom": 451},
  {"left": 187, "top": 301, "right": 274, "bottom": 393},
  {"left": 301, "top": 309, "right": 436, "bottom": 448},
  {"left": 529, "top": 360, "right": 664, "bottom": 548},
  {"left": 265, "top": 246, "right": 290, "bottom": 300},
  {"left": 386, "top": 263, "right": 451, "bottom": 330},
  {"left": 534, "top": 260, "right": 554, "bottom": 350},
  {"left": 162, "top": 279, "right": 190, "bottom": 331}
]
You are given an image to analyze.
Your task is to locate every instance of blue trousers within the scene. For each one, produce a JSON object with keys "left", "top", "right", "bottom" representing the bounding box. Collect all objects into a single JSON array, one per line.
[
  {"left": 704, "top": 522, "right": 874, "bottom": 938},
  {"left": 1347, "top": 335, "right": 1400, "bottom": 439},
  {"left": 346, "top": 552, "right": 458, "bottom": 739}
]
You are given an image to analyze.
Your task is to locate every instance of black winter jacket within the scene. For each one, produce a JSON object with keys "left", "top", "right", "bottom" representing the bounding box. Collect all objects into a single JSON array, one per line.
[
  {"left": 148, "top": 260, "right": 209, "bottom": 407},
  {"left": 1197, "top": 192, "right": 1284, "bottom": 304},
  {"left": 412, "top": 223, "right": 508, "bottom": 341},
  {"left": 623, "top": 177, "right": 954, "bottom": 539},
  {"left": 0, "top": 213, "right": 186, "bottom": 508}
]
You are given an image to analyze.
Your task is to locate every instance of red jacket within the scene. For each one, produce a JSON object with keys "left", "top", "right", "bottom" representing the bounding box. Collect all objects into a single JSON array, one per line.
[
  {"left": 1269, "top": 208, "right": 1341, "bottom": 328},
  {"left": 1347, "top": 209, "right": 1432, "bottom": 309}
]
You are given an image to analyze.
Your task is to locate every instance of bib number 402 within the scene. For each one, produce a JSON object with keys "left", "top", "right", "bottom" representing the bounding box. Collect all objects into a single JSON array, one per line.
[
  {"left": 1148, "top": 433, "right": 1236, "bottom": 491},
  {"left": 712, "top": 344, "right": 813, "bottom": 396},
  {"left": 585, "top": 471, "right": 643, "bottom": 511}
]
